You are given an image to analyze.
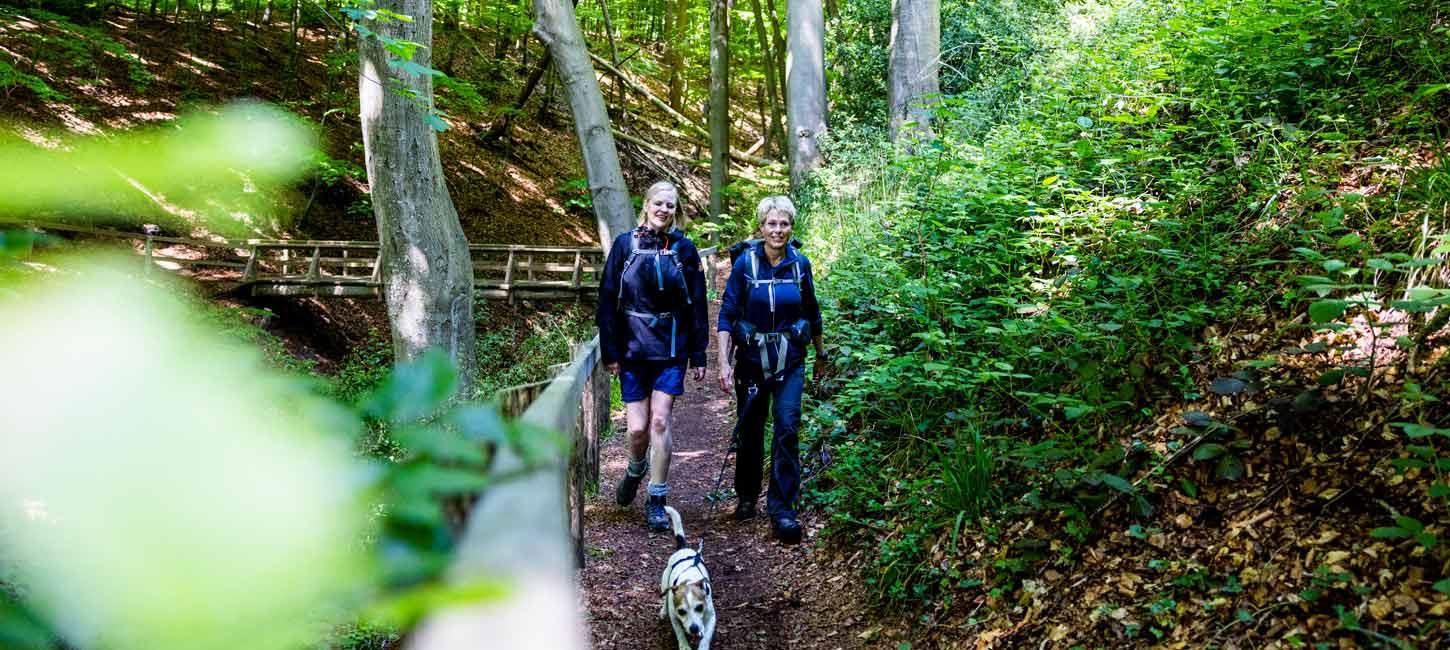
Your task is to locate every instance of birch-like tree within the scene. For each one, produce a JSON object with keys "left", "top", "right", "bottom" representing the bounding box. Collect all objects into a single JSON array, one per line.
[
  {"left": 534, "top": 0, "right": 636, "bottom": 247},
  {"left": 887, "top": 0, "right": 940, "bottom": 142},
  {"left": 786, "top": 0, "right": 826, "bottom": 189},
  {"left": 358, "top": 0, "right": 478, "bottom": 389}
]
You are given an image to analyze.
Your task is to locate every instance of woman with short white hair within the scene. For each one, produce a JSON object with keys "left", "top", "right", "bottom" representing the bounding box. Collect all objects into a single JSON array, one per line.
[{"left": 715, "top": 195, "right": 827, "bottom": 544}]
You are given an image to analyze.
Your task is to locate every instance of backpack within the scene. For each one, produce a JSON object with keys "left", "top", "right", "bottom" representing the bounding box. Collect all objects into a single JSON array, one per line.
[{"left": 617, "top": 230, "right": 692, "bottom": 309}]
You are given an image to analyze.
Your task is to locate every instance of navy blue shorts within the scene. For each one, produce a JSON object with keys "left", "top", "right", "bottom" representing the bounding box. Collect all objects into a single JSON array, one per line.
[{"left": 619, "top": 361, "right": 686, "bottom": 402}]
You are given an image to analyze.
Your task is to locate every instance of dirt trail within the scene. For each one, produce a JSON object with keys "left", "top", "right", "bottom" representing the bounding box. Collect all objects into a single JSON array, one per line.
[{"left": 580, "top": 268, "right": 873, "bottom": 650}]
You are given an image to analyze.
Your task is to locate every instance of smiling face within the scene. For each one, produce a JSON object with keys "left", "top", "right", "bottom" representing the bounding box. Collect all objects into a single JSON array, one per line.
[
  {"left": 644, "top": 188, "right": 678, "bottom": 232},
  {"left": 761, "top": 209, "right": 794, "bottom": 254}
]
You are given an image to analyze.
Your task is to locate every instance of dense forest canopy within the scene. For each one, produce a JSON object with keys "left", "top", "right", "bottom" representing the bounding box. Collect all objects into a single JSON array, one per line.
[{"left": 1, "top": 0, "right": 1447, "bottom": 647}]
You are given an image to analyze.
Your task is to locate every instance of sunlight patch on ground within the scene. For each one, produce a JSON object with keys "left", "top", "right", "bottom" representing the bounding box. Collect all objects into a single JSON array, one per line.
[
  {"left": 13, "top": 126, "right": 63, "bottom": 149},
  {"left": 51, "top": 104, "right": 100, "bottom": 135}
]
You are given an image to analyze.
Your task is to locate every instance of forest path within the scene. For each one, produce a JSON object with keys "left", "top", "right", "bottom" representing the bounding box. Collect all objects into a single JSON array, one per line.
[{"left": 579, "top": 266, "right": 874, "bottom": 650}]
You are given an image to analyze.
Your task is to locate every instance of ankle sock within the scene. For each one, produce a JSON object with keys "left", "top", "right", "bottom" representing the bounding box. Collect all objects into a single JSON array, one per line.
[
  {"left": 647, "top": 482, "right": 668, "bottom": 498},
  {"left": 626, "top": 457, "right": 648, "bottom": 477}
]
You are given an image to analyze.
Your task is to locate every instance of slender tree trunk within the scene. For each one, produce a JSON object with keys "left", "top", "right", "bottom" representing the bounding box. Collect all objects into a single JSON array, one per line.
[
  {"left": 786, "top": 0, "right": 825, "bottom": 188},
  {"left": 534, "top": 0, "right": 636, "bottom": 248},
  {"left": 358, "top": 0, "right": 478, "bottom": 389},
  {"left": 291, "top": 0, "right": 302, "bottom": 90},
  {"left": 887, "top": 0, "right": 939, "bottom": 143},
  {"left": 596, "top": 0, "right": 625, "bottom": 116},
  {"left": 708, "top": 0, "right": 731, "bottom": 220},
  {"left": 748, "top": 0, "right": 785, "bottom": 158},
  {"left": 766, "top": 0, "right": 787, "bottom": 114},
  {"left": 667, "top": 0, "right": 688, "bottom": 110},
  {"left": 263, "top": 0, "right": 273, "bottom": 23}
]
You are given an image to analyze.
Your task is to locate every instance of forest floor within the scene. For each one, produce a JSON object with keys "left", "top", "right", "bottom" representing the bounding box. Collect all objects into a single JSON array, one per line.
[{"left": 580, "top": 267, "right": 899, "bottom": 650}]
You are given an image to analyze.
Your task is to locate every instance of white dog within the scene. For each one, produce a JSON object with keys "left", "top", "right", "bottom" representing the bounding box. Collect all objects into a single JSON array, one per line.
[{"left": 659, "top": 506, "right": 715, "bottom": 650}]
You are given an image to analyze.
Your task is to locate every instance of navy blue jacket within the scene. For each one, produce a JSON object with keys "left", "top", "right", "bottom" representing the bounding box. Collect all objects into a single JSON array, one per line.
[
  {"left": 597, "top": 227, "right": 708, "bottom": 368},
  {"left": 717, "top": 243, "right": 823, "bottom": 370}
]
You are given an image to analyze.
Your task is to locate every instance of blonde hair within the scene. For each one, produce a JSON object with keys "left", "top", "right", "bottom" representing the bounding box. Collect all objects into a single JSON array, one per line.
[
  {"left": 756, "top": 195, "right": 797, "bottom": 225},
  {"left": 638, "top": 180, "right": 680, "bottom": 227}
]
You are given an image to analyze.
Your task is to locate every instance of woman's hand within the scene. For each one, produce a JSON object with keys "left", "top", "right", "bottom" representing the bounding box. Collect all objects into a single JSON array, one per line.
[
  {"left": 606, "top": 362, "right": 619, "bottom": 376},
  {"left": 718, "top": 362, "right": 734, "bottom": 394},
  {"left": 691, "top": 366, "right": 707, "bottom": 382},
  {"left": 812, "top": 349, "right": 828, "bottom": 380}
]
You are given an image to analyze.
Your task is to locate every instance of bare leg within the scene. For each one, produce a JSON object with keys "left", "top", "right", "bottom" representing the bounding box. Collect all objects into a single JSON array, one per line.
[
  {"left": 648, "top": 390, "right": 676, "bottom": 485},
  {"left": 625, "top": 399, "right": 650, "bottom": 464}
]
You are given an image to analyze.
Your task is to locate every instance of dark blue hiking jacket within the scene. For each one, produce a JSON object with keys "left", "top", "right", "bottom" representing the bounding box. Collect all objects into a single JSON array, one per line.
[
  {"left": 597, "top": 227, "right": 708, "bottom": 368},
  {"left": 717, "top": 243, "right": 823, "bottom": 372}
]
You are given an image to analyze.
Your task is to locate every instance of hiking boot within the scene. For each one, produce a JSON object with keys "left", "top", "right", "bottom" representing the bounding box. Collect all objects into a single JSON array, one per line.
[
  {"left": 772, "top": 516, "right": 802, "bottom": 545},
  {"left": 615, "top": 467, "right": 646, "bottom": 507},
  {"left": 733, "top": 500, "right": 757, "bottom": 521},
  {"left": 645, "top": 494, "right": 670, "bottom": 531}
]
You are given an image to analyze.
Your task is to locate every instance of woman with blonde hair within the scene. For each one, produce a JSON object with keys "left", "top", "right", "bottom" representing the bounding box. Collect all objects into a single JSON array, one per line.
[
  {"left": 597, "top": 180, "right": 709, "bottom": 531},
  {"left": 716, "top": 195, "right": 826, "bottom": 544}
]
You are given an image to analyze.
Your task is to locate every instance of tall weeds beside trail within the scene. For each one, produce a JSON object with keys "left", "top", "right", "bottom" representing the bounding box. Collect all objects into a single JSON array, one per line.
[{"left": 800, "top": 0, "right": 1450, "bottom": 624}]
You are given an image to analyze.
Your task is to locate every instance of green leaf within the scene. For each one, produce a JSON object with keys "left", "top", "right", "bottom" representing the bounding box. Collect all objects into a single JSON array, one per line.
[
  {"left": 393, "top": 426, "right": 486, "bottom": 465},
  {"left": 1042, "top": 175, "right": 1060, "bottom": 187},
  {"left": 1308, "top": 299, "right": 1348, "bottom": 323},
  {"left": 424, "top": 112, "right": 449, "bottom": 132},
  {"left": 1193, "top": 443, "right": 1227, "bottom": 461},
  {"left": 1321, "top": 259, "right": 1346, "bottom": 273},
  {"left": 1366, "top": 258, "right": 1393, "bottom": 271},
  {"left": 391, "top": 464, "right": 490, "bottom": 498},
  {"left": 1064, "top": 405, "right": 1090, "bottom": 420},
  {"left": 1317, "top": 369, "right": 1345, "bottom": 386},
  {"left": 1179, "top": 477, "right": 1199, "bottom": 498},
  {"left": 1099, "top": 472, "right": 1135, "bottom": 494},
  {"left": 1369, "top": 526, "right": 1410, "bottom": 539},
  {"left": 1215, "top": 455, "right": 1245, "bottom": 481},
  {"left": 1076, "top": 116, "right": 1094, "bottom": 129},
  {"left": 1429, "top": 483, "right": 1450, "bottom": 498},
  {"left": 1394, "top": 515, "right": 1424, "bottom": 534},
  {"left": 1434, "top": 578, "right": 1450, "bottom": 594},
  {"left": 1394, "top": 422, "right": 1444, "bottom": 438},
  {"left": 364, "top": 348, "right": 458, "bottom": 422}
]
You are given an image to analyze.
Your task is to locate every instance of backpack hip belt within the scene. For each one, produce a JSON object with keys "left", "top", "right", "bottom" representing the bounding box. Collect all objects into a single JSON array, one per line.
[{"left": 626, "top": 309, "right": 680, "bottom": 358}]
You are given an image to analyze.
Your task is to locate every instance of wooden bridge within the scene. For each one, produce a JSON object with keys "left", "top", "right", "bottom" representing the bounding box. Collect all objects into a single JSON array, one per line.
[{"left": 6, "top": 220, "right": 717, "bottom": 300}]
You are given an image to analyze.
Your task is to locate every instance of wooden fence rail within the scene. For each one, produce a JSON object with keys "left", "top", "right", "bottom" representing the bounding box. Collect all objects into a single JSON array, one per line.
[
  {"left": 409, "top": 336, "right": 608, "bottom": 650},
  {"left": 4, "top": 219, "right": 719, "bottom": 302}
]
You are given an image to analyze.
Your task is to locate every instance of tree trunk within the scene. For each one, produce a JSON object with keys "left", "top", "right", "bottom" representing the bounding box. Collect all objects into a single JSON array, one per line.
[
  {"left": 887, "top": 0, "right": 939, "bottom": 143},
  {"left": 358, "top": 0, "right": 478, "bottom": 389},
  {"left": 766, "top": 0, "right": 787, "bottom": 125},
  {"left": 748, "top": 0, "right": 785, "bottom": 158},
  {"left": 533, "top": 0, "right": 636, "bottom": 248},
  {"left": 708, "top": 0, "right": 731, "bottom": 220},
  {"left": 595, "top": 0, "right": 625, "bottom": 118},
  {"left": 786, "top": 0, "right": 825, "bottom": 188},
  {"left": 667, "top": 0, "right": 688, "bottom": 111}
]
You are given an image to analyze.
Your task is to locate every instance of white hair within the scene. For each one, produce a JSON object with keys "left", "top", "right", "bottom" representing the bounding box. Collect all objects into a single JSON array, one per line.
[{"left": 755, "top": 195, "right": 797, "bottom": 224}]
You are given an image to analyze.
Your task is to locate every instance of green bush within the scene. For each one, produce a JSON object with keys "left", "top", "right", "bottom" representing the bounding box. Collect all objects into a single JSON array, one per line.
[{"left": 806, "top": 0, "right": 1448, "bottom": 607}]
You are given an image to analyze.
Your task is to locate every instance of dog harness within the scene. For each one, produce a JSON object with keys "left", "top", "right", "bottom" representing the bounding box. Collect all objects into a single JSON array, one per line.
[{"left": 662, "top": 552, "right": 710, "bottom": 596}]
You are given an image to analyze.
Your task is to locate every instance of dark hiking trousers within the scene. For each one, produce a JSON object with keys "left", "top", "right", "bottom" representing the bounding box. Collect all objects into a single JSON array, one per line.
[{"left": 733, "top": 363, "right": 805, "bottom": 519}]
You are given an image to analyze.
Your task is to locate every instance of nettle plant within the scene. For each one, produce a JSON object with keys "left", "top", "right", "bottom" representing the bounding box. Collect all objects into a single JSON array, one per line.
[{"left": 1291, "top": 211, "right": 1448, "bottom": 591}]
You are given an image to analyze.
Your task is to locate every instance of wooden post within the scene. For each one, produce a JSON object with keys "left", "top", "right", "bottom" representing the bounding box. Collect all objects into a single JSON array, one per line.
[
  {"left": 241, "top": 246, "right": 259, "bottom": 283},
  {"left": 370, "top": 250, "right": 384, "bottom": 284},
  {"left": 306, "top": 246, "right": 322, "bottom": 282}
]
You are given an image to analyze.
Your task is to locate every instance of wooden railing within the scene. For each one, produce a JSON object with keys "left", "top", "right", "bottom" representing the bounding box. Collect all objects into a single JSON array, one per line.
[
  {"left": 409, "top": 336, "right": 609, "bottom": 650},
  {"left": 4, "top": 219, "right": 719, "bottom": 302}
]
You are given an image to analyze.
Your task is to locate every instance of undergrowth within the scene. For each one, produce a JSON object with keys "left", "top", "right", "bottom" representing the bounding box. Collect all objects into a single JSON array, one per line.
[{"left": 802, "top": 0, "right": 1449, "bottom": 633}]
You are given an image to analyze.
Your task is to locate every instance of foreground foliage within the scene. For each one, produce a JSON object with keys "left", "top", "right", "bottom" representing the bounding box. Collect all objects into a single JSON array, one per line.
[{"left": 803, "top": 0, "right": 1449, "bottom": 645}]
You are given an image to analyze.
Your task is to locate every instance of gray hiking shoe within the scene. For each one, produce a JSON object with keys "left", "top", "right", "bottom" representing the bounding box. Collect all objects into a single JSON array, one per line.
[
  {"left": 645, "top": 494, "right": 669, "bottom": 531},
  {"left": 615, "top": 467, "right": 646, "bottom": 506}
]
